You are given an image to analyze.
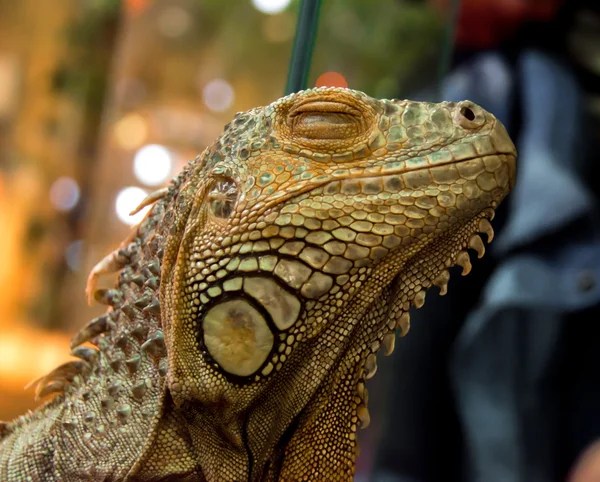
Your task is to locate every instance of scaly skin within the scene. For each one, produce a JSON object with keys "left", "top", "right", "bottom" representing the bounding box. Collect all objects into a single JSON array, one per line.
[{"left": 0, "top": 87, "right": 516, "bottom": 481}]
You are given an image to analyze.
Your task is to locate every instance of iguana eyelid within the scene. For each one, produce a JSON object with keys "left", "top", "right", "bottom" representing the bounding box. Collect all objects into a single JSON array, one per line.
[
  {"left": 290, "top": 112, "right": 362, "bottom": 140},
  {"left": 289, "top": 100, "right": 361, "bottom": 117}
]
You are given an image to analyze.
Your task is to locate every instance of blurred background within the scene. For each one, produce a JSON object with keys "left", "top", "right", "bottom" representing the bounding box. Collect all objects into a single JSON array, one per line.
[
  {"left": 0, "top": 0, "right": 445, "bottom": 419},
  {"left": 0, "top": 0, "right": 599, "bottom": 481}
]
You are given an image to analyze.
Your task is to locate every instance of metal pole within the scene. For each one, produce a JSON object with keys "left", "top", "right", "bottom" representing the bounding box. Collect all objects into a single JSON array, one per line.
[
  {"left": 436, "top": 0, "right": 462, "bottom": 101},
  {"left": 285, "top": 0, "right": 323, "bottom": 95}
]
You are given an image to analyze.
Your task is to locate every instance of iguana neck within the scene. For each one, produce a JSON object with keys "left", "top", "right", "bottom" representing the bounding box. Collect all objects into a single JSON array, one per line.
[{"left": 164, "top": 288, "right": 391, "bottom": 482}]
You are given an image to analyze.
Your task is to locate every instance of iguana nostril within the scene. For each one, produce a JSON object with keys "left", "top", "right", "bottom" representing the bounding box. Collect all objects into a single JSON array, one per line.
[
  {"left": 455, "top": 102, "right": 485, "bottom": 128},
  {"left": 460, "top": 106, "right": 475, "bottom": 121}
]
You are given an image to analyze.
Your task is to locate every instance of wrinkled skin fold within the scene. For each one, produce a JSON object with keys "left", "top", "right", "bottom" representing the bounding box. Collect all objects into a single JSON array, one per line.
[{"left": 0, "top": 88, "right": 516, "bottom": 481}]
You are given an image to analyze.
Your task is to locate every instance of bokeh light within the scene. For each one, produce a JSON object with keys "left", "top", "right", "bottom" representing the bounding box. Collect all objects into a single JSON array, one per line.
[
  {"left": 157, "top": 6, "right": 192, "bottom": 38},
  {"left": 114, "top": 77, "right": 147, "bottom": 109},
  {"left": 35, "top": 342, "right": 67, "bottom": 378},
  {"left": 133, "top": 144, "right": 173, "bottom": 186},
  {"left": 49, "top": 176, "right": 80, "bottom": 212},
  {"left": 0, "top": 54, "right": 19, "bottom": 118},
  {"left": 115, "top": 186, "right": 149, "bottom": 226},
  {"left": 315, "top": 71, "right": 349, "bottom": 88},
  {"left": 262, "top": 12, "right": 295, "bottom": 43},
  {"left": 0, "top": 330, "right": 71, "bottom": 386},
  {"left": 65, "top": 240, "right": 83, "bottom": 272},
  {"left": 124, "top": 0, "right": 149, "bottom": 17},
  {"left": 0, "top": 336, "right": 19, "bottom": 369},
  {"left": 114, "top": 113, "right": 148, "bottom": 150},
  {"left": 202, "top": 79, "right": 235, "bottom": 113},
  {"left": 251, "top": 0, "right": 292, "bottom": 15}
]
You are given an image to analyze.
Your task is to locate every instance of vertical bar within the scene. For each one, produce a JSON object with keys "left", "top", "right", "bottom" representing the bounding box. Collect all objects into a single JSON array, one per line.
[
  {"left": 436, "top": 0, "right": 462, "bottom": 101},
  {"left": 285, "top": 0, "right": 323, "bottom": 95}
]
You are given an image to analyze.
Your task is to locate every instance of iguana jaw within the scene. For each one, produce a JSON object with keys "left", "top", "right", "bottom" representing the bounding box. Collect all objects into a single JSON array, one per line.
[
  {"left": 162, "top": 147, "right": 513, "bottom": 476},
  {"left": 247, "top": 195, "right": 505, "bottom": 480}
]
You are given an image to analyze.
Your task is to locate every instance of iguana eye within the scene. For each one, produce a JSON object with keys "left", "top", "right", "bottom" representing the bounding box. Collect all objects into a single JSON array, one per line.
[
  {"left": 289, "top": 101, "right": 363, "bottom": 140},
  {"left": 208, "top": 179, "right": 239, "bottom": 218}
]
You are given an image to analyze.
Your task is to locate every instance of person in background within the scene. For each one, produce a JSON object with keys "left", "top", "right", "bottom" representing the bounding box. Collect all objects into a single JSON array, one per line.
[{"left": 370, "top": 1, "right": 600, "bottom": 481}]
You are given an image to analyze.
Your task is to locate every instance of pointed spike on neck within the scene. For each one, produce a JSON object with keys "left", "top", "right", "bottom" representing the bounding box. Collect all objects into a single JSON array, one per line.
[
  {"left": 364, "top": 353, "right": 377, "bottom": 379},
  {"left": 413, "top": 290, "right": 426, "bottom": 308},
  {"left": 468, "top": 234, "right": 485, "bottom": 258},
  {"left": 455, "top": 250, "right": 472, "bottom": 276},
  {"left": 357, "top": 405, "right": 371, "bottom": 429},
  {"left": 478, "top": 217, "right": 494, "bottom": 243},
  {"left": 70, "top": 315, "right": 111, "bottom": 349},
  {"left": 36, "top": 381, "right": 65, "bottom": 400},
  {"left": 396, "top": 312, "right": 410, "bottom": 335},
  {"left": 141, "top": 330, "right": 166, "bottom": 358},
  {"left": 94, "top": 289, "right": 123, "bottom": 307},
  {"left": 70, "top": 346, "right": 99, "bottom": 364},
  {"left": 382, "top": 333, "right": 396, "bottom": 356},
  {"left": 432, "top": 270, "right": 450, "bottom": 296}
]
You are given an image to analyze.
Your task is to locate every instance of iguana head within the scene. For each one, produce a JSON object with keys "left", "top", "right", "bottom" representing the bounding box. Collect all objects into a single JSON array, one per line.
[{"left": 161, "top": 87, "right": 516, "bottom": 423}]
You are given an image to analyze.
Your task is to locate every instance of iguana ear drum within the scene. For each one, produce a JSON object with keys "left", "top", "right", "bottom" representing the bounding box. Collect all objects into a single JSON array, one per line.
[
  {"left": 201, "top": 276, "right": 301, "bottom": 377},
  {"left": 203, "top": 299, "right": 274, "bottom": 377}
]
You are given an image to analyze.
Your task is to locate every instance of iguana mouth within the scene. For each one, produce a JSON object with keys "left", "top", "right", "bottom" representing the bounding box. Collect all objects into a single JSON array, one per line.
[
  {"left": 324, "top": 153, "right": 516, "bottom": 196},
  {"left": 244, "top": 152, "right": 515, "bottom": 230}
]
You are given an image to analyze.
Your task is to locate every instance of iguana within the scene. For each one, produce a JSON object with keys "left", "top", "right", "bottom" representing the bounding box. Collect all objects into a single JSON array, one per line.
[{"left": 0, "top": 87, "right": 516, "bottom": 481}]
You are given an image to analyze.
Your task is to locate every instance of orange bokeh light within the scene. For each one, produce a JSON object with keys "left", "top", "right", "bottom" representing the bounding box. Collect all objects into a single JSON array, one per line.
[
  {"left": 0, "top": 327, "right": 71, "bottom": 388},
  {"left": 124, "top": 0, "right": 150, "bottom": 17},
  {"left": 315, "top": 71, "right": 348, "bottom": 89}
]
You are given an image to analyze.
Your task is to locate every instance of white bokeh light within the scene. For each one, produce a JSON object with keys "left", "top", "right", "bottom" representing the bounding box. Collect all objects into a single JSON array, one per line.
[
  {"left": 133, "top": 144, "right": 173, "bottom": 186},
  {"left": 157, "top": 6, "right": 192, "bottom": 38},
  {"left": 251, "top": 0, "right": 291, "bottom": 15},
  {"left": 115, "top": 186, "right": 150, "bottom": 226},
  {"left": 202, "top": 79, "right": 235, "bottom": 113},
  {"left": 49, "top": 176, "right": 80, "bottom": 211}
]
